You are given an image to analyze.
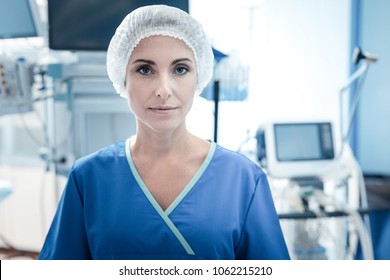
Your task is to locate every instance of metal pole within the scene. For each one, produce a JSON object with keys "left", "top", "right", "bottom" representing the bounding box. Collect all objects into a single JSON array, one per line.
[{"left": 213, "top": 80, "right": 220, "bottom": 143}]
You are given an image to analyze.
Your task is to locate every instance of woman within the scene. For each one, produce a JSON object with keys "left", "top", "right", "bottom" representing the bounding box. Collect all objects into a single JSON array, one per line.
[{"left": 39, "top": 5, "right": 290, "bottom": 260}]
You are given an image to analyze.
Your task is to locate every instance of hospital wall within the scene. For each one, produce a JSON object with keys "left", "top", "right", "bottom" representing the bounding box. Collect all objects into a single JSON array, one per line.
[
  {"left": 357, "top": 0, "right": 390, "bottom": 176},
  {"left": 191, "top": 0, "right": 351, "bottom": 151},
  {"left": 355, "top": 0, "right": 390, "bottom": 260}
]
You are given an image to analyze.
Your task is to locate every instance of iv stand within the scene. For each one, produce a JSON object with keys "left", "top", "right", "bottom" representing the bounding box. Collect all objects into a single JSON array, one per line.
[{"left": 337, "top": 47, "right": 378, "bottom": 259}]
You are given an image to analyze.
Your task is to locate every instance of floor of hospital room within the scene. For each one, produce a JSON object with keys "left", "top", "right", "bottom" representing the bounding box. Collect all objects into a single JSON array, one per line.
[
  {"left": 0, "top": 247, "right": 39, "bottom": 260},
  {"left": 0, "top": 164, "right": 67, "bottom": 260}
]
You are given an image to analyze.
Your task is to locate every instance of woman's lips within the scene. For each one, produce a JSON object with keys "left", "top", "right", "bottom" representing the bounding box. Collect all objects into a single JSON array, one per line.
[
  {"left": 148, "top": 106, "right": 179, "bottom": 114},
  {"left": 149, "top": 106, "right": 178, "bottom": 111}
]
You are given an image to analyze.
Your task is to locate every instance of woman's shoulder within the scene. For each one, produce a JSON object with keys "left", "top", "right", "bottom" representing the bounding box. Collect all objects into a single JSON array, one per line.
[
  {"left": 72, "top": 140, "right": 126, "bottom": 171},
  {"left": 214, "top": 143, "right": 265, "bottom": 174},
  {"left": 215, "top": 143, "right": 256, "bottom": 163}
]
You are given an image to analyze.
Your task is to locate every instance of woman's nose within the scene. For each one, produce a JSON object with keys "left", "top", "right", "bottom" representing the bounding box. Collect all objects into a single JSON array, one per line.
[{"left": 155, "top": 74, "right": 172, "bottom": 100}]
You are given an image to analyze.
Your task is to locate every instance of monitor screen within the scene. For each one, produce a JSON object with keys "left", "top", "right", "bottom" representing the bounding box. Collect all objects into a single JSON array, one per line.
[
  {"left": 274, "top": 123, "right": 334, "bottom": 161},
  {"left": 48, "top": 0, "right": 189, "bottom": 51},
  {"left": 263, "top": 121, "right": 338, "bottom": 178},
  {"left": 0, "top": 0, "right": 42, "bottom": 39}
]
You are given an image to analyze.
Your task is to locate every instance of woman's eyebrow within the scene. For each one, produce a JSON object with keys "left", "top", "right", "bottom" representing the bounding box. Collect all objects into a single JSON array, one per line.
[
  {"left": 131, "top": 58, "right": 194, "bottom": 65},
  {"left": 172, "top": 58, "right": 194, "bottom": 65},
  {"left": 131, "top": 59, "right": 155, "bottom": 65}
]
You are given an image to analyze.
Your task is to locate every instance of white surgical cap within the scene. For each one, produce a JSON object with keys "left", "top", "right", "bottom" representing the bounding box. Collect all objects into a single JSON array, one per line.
[{"left": 106, "top": 5, "right": 214, "bottom": 98}]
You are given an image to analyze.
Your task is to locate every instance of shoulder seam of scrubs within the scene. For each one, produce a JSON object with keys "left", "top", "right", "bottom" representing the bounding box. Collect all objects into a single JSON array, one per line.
[{"left": 125, "top": 138, "right": 197, "bottom": 256}]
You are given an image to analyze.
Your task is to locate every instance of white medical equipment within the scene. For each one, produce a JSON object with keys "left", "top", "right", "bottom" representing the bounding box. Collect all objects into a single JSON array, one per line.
[
  {"left": 261, "top": 121, "right": 350, "bottom": 180},
  {"left": 0, "top": 179, "right": 13, "bottom": 203},
  {"left": 258, "top": 120, "right": 372, "bottom": 259},
  {"left": 0, "top": 56, "right": 34, "bottom": 116},
  {"left": 0, "top": 179, "right": 13, "bottom": 249},
  {"left": 256, "top": 47, "right": 377, "bottom": 260},
  {"left": 0, "top": 0, "right": 43, "bottom": 116}
]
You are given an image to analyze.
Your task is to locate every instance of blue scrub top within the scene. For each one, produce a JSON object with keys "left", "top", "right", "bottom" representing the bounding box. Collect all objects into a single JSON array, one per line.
[{"left": 39, "top": 140, "right": 290, "bottom": 260}]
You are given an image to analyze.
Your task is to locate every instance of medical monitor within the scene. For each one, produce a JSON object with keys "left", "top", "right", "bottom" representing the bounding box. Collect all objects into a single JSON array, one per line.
[
  {"left": 274, "top": 123, "right": 334, "bottom": 161},
  {"left": 264, "top": 121, "right": 338, "bottom": 179},
  {"left": 0, "top": 0, "right": 43, "bottom": 39},
  {"left": 48, "top": 0, "right": 189, "bottom": 51}
]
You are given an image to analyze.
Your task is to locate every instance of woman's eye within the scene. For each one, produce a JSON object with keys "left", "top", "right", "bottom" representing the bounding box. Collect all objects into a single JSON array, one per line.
[
  {"left": 137, "top": 66, "right": 152, "bottom": 75},
  {"left": 175, "top": 66, "right": 189, "bottom": 75}
]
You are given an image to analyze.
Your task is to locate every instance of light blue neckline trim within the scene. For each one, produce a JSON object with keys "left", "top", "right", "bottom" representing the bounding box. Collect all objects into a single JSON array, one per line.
[
  {"left": 165, "top": 142, "right": 216, "bottom": 215},
  {"left": 125, "top": 139, "right": 216, "bottom": 255}
]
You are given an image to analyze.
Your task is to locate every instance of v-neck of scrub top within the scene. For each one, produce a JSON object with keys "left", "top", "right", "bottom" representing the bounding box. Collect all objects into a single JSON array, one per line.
[
  {"left": 125, "top": 138, "right": 216, "bottom": 255},
  {"left": 125, "top": 138, "right": 216, "bottom": 214}
]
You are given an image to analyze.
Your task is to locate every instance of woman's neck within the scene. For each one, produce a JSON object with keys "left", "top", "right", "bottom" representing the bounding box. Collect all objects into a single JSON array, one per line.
[{"left": 131, "top": 126, "right": 195, "bottom": 159}]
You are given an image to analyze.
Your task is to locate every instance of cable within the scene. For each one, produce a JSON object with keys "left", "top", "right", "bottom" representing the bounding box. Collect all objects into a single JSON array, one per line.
[
  {"left": 343, "top": 65, "right": 370, "bottom": 145},
  {"left": 356, "top": 159, "right": 373, "bottom": 241},
  {"left": 17, "top": 105, "right": 48, "bottom": 147},
  {"left": 38, "top": 167, "right": 48, "bottom": 242},
  {"left": 312, "top": 190, "right": 374, "bottom": 260},
  {"left": 337, "top": 62, "right": 369, "bottom": 160}
]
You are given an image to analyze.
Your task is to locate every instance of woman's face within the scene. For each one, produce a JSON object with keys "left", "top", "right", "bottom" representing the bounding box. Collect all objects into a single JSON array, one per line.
[{"left": 125, "top": 35, "right": 197, "bottom": 135}]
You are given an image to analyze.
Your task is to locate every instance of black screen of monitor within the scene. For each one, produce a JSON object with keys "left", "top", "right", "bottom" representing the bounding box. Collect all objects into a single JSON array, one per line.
[
  {"left": 274, "top": 123, "right": 334, "bottom": 162},
  {"left": 48, "top": 0, "right": 189, "bottom": 51}
]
